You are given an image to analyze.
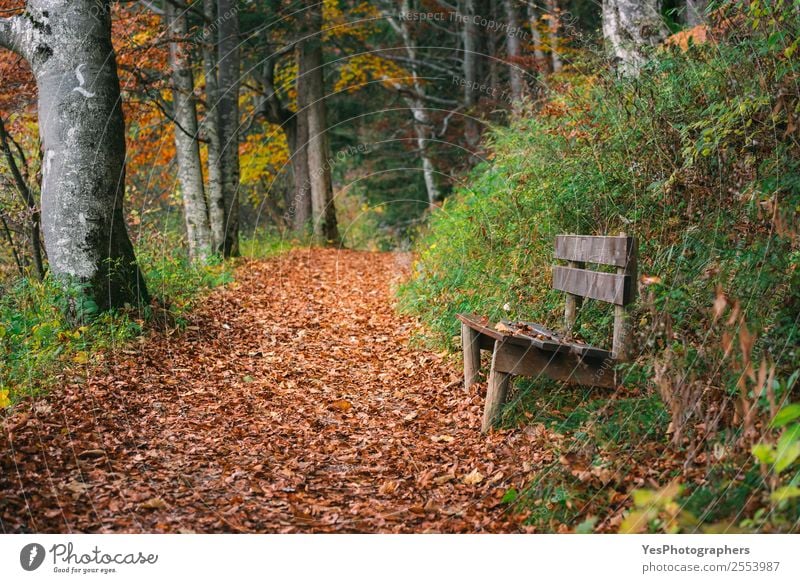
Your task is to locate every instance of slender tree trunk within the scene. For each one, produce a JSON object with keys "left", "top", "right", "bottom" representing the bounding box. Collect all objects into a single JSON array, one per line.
[
  {"left": 291, "top": 43, "right": 312, "bottom": 233},
  {"left": 0, "top": 114, "right": 45, "bottom": 279},
  {"left": 165, "top": 1, "right": 212, "bottom": 263},
  {"left": 462, "top": 0, "right": 481, "bottom": 151},
  {"left": 546, "top": 0, "right": 563, "bottom": 72},
  {"left": 503, "top": 0, "right": 524, "bottom": 103},
  {"left": 217, "top": 0, "right": 240, "bottom": 256},
  {"left": 284, "top": 118, "right": 311, "bottom": 233},
  {"left": 487, "top": 0, "right": 499, "bottom": 88},
  {"left": 0, "top": 0, "right": 148, "bottom": 310},
  {"left": 396, "top": 0, "right": 440, "bottom": 206},
  {"left": 527, "top": 2, "right": 547, "bottom": 71},
  {"left": 203, "top": 0, "right": 225, "bottom": 252},
  {"left": 303, "top": 6, "right": 339, "bottom": 243},
  {"left": 602, "top": 0, "right": 668, "bottom": 76},
  {"left": 685, "top": 0, "right": 707, "bottom": 26}
]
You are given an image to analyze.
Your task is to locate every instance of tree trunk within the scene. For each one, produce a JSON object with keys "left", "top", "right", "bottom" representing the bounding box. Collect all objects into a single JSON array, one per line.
[
  {"left": 462, "top": 0, "right": 481, "bottom": 151},
  {"left": 291, "top": 43, "right": 312, "bottom": 233},
  {"left": 546, "top": 0, "right": 563, "bottom": 73},
  {"left": 527, "top": 2, "right": 548, "bottom": 72},
  {"left": 203, "top": 0, "right": 226, "bottom": 253},
  {"left": 303, "top": 6, "right": 339, "bottom": 243},
  {"left": 685, "top": 0, "right": 707, "bottom": 26},
  {"left": 602, "top": 0, "right": 668, "bottom": 76},
  {"left": 0, "top": 0, "right": 148, "bottom": 310},
  {"left": 166, "top": 1, "right": 212, "bottom": 263},
  {"left": 503, "top": 0, "right": 524, "bottom": 103},
  {"left": 487, "top": 0, "right": 499, "bottom": 88},
  {"left": 217, "top": 0, "right": 240, "bottom": 256},
  {"left": 396, "top": 0, "right": 440, "bottom": 206}
]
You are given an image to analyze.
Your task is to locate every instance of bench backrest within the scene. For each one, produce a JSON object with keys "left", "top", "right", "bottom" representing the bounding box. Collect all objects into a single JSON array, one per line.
[{"left": 552, "top": 234, "right": 638, "bottom": 360}]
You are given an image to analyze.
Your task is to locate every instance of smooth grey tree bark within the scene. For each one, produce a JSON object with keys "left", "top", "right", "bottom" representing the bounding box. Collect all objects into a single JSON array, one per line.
[
  {"left": 302, "top": 5, "right": 339, "bottom": 244},
  {"left": 503, "top": 0, "right": 524, "bottom": 103},
  {"left": 602, "top": 0, "right": 669, "bottom": 76},
  {"left": 462, "top": 0, "right": 481, "bottom": 151},
  {"left": 685, "top": 0, "right": 708, "bottom": 26},
  {"left": 0, "top": 0, "right": 148, "bottom": 310},
  {"left": 165, "top": 1, "right": 212, "bottom": 263},
  {"left": 546, "top": 0, "right": 563, "bottom": 72},
  {"left": 526, "top": 2, "right": 547, "bottom": 71},
  {"left": 290, "top": 47, "right": 312, "bottom": 233},
  {"left": 203, "top": 0, "right": 226, "bottom": 252},
  {"left": 217, "top": 0, "right": 240, "bottom": 256},
  {"left": 381, "top": 0, "right": 441, "bottom": 206}
]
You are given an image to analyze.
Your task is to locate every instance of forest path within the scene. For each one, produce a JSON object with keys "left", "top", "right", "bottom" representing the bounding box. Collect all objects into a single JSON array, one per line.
[{"left": 1, "top": 249, "right": 543, "bottom": 533}]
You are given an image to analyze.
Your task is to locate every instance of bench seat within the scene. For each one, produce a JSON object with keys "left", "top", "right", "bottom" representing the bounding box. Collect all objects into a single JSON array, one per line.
[{"left": 458, "top": 234, "right": 638, "bottom": 432}]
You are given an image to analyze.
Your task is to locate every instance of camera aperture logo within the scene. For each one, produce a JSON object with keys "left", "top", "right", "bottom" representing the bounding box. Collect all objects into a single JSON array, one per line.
[{"left": 19, "top": 542, "right": 158, "bottom": 575}]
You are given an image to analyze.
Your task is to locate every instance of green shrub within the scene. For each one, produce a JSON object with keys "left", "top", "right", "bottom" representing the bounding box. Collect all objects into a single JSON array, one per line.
[
  {"left": 400, "top": 20, "right": 799, "bottom": 376},
  {"left": 399, "top": 4, "right": 799, "bottom": 531},
  {"left": 0, "top": 228, "right": 290, "bottom": 407}
]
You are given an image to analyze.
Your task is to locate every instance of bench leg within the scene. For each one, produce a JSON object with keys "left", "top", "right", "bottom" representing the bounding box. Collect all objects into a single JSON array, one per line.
[
  {"left": 461, "top": 322, "right": 482, "bottom": 392},
  {"left": 481, "top": 343, "right": 512, "bottom": 433}
]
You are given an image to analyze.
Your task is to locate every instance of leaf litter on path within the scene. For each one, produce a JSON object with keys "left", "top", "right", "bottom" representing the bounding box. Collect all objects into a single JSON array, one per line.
[{"left": 1, "top": 249, "right": 543, "bottom": 533}]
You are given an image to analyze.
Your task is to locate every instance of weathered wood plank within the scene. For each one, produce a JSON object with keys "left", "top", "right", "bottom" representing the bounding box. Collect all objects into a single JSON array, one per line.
[
  {"left": 612, "top": 235, "right": 638, "bottom": 360},
  {"left": 554, "top": 235, "right": 634, "bottom": 267},
  {"left": 492, "top": 341, "right": 616, "bottom": 388},
  {"left": 482, "top": 344, "right": 512, "bottom": 432},
  {"left": 499, "top": 320, "right": 569, "bottom": 353},
  {"left": 552, "top": 265, "right": 632, "bottom": 305},
  {"left": 461, "top": 322, "right": 482, "bottom": 391},
  {"left": 564, "top": 260, "right": 584, "bottom": 331}
]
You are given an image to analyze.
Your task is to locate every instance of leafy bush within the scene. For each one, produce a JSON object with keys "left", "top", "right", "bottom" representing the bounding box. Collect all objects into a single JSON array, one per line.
[
  {"left": 0, "top": 228, "right": 293, "bottom": 407},
  {"left": 399, "top": 3, "right": 799, "bottom": 531}
]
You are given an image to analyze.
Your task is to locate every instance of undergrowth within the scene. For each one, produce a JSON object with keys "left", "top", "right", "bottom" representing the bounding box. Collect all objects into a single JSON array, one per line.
[
  {"left": 0, "top": 230, "right": 287, "bottom": 407},
  {"left": 399, "top": 2, "right": 800, "bottom": 532}
]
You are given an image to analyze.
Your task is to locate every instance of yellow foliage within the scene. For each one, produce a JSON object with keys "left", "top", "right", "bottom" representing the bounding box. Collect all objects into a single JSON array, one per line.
[
  {"left": 334, "top": 54, "right": 409, "bottom": 94},
  {"left": 240, "top": 125, "right": 290, "bottom": 196},
  {"left": 275, "top": 60, "right": 299, "bottom": 110},
  {"left": 0, "top": 388, "right": 10, "bottom": 409},
  {"left": 323, "top": 0, "right": 381, "bottom": 42}
]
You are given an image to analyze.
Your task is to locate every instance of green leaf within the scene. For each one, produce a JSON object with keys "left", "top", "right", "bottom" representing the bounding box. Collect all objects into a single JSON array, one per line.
[
  {"left": 770, "top": 486, "right": 800, "bottom": 503},
  {"left": 774, "top": 424, "right": 800, "bottom": 473},
  {"left": 632, "top": 489, "right": 655, "bottom": 508},
  {"left": 751, "top": 443, "right": 776, "bottom": 465},
  {"left": 575, "top": 516, "right": 597, "bottom": 534},
  {"left": 772, "top": 404, "right": 800, "bottom": 428},
  {"left": 500, "top": 487, "right": 518, "bottom": 504}
]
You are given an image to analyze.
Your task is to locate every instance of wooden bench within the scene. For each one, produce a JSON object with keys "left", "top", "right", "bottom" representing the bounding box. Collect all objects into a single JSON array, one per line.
[{"left": 458, "top": 233, "right": 638, "bottom": 432}]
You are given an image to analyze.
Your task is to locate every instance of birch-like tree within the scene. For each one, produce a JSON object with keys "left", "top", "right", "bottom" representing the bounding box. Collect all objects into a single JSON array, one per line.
[
  {"left": 165, "top": 0, "right": 212, "bottom": 262},
  {"left": 0, "top": 0, "right": 148, "bottom": 310},
  {"left": 602, "top": 0, "right": 669, "bottom": 76},
  {"left": 203, "top": 0, "right": 226, "bottom": 252}
]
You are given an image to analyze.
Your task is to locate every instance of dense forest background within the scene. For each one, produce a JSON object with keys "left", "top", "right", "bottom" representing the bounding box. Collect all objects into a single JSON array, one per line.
[{"left": 0, "top": 0, "right": 798, "bottom": 533}]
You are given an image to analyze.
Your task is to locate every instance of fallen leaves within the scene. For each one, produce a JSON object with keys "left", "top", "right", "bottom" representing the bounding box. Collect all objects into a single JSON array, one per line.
[
  {"left": 0, "top": 250, "right": 542, "bottom": 533},
  {"left": 330, "top": 399, "right": 352, "bottom": 412},
  {"left": 140, "top": 498, "right": 168, "bottom": 510},
  {"left": 462, "top": 469, "right": 484, "bottom": 486}
]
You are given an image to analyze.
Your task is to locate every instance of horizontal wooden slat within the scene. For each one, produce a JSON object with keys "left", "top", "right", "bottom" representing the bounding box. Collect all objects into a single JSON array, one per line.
[
  {"left": 552, "top": 266, "right": 632, "bottom": 305},
  {"left": 492, "top": 342, "right": 616, "bottom": 388},
  {"left": 554, "top": 235, "right": 633, "bottom": 267}
]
